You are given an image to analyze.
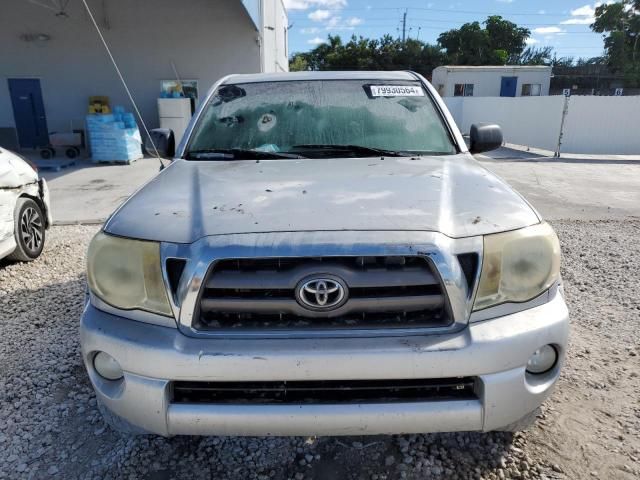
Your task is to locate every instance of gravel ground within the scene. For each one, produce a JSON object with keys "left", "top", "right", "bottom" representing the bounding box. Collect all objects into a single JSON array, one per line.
[{"left": 0, "top": 221, "right": 639, "bottom": 480}]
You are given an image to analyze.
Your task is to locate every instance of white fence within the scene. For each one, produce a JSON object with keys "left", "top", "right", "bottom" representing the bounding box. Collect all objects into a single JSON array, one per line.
[{"left": 444, "top": 95, "right": 640, "bottom": 155}]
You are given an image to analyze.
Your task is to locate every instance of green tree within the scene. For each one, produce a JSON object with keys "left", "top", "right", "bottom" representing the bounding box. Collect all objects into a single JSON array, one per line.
[
  {"left": 484, "top": 15, "right": 532, "bottom": 63},
  {"left": 592, "top": 0, "right": 640, "bottom": 85},
  {"left": 288, "top": 34, "right": 446, "bottom": 78},
  {"left": 551, "top": 55, "right": 576, "bottom": 68},
  {"left": 517, "top": 46, "right": 554, "bottom": 65},
  {"left": 289, "top": 17, "right": 543, "bottom": 74},
  {"left": 437, "top": 22, "right": 490, "bottom": 65},
  {"left": 289, "top": 55, "right": 309, "bottom": 71},
  {"left": 437, "top": 16, "right": 530, "bottom": 65}
]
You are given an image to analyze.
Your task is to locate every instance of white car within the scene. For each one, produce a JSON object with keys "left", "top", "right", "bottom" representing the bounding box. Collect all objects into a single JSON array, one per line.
[{"left": 0, "top": 147, "right": 51, "bottom": 261}]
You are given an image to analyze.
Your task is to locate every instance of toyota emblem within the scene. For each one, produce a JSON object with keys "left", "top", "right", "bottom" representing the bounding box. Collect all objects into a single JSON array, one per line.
[{"left": 295, "top": 276, "right": 348, "bottom": 311}]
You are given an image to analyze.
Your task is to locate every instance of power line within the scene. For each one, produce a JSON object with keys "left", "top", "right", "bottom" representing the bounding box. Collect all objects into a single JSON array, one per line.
[
  {"left": 287, "top": 6, "right": 578, "bottom": 17},
  {"left": 294, "top": 18, "right": 603, "bottom": 31},
  {"left": 296, "top": 23, "right": 602, "bottom": 34},
  {"left": 302, "top": 17, "right": 599, "bottom": 28},
  {"left": 295, "top": 16, "right": 590, "bottom": 26},
  {"left": 295, "top": 17, "right": 603, "bottom": 30}
]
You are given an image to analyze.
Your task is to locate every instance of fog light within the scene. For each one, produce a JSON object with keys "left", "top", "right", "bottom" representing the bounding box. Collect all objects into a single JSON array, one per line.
[
  {"left": 93, "top": 352, "right": 124, "bottom": 380},
  {"left": 526, "top": 345, "right": 557, "bottom": 374}
]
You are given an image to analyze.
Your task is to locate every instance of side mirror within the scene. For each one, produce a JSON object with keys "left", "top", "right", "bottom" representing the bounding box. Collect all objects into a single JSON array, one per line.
[
  {"left": 469, "top": 123, "right": 503, "bottom": 154},
  {"left": 144, "top": 128, "right": 175, "bottom": 158}
]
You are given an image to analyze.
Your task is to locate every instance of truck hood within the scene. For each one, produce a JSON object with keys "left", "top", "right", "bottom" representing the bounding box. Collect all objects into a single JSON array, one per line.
[{"left": 104, "top": 155, "right": 539, "bottom": 244}]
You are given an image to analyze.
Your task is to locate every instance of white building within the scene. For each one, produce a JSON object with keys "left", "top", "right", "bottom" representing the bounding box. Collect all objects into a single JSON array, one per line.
[
  {"left": 0, "top": 0, "right": 288, "bottom": 150},
  {"left": 431, "top": 66, "right": 552, "bottom": 98}
]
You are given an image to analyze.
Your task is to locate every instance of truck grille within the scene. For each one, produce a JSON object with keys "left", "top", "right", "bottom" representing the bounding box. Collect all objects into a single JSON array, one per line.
[
  {"left": 195, "top": 256, "right": 452, "bottom": 331},
  {"left": 172, "top": 377, "right": 477, "bottom": 404}
]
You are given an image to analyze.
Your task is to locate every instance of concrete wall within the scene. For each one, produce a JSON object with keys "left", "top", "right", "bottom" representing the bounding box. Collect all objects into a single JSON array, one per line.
[
  {"left": 432, "top": 67, "right": 551, "bottom": 97},
  {"left": 262, "top": 0, "right": 289, "bottom": 72},
  {"left": 0, "top": 0, "right": 262, "bottom": 139},
  {"left": 560, "top": 96, "right": 640, "bottom": 154},
  {"left": 444, "top": 96, "right": 563, "bottom": 151},
  {"left": 443, "top": 95, "right": 640, "bottom": 155}
]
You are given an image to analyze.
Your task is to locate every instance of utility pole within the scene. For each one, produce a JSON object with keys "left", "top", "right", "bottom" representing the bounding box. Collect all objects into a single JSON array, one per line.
[{"left": 402, "top": 10, "right": 407, "bottom": 42}]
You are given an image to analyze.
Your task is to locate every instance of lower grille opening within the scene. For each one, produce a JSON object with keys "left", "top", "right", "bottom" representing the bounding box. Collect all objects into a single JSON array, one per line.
[
  {"left": 200, "top": 310, "right": 448, "bottom": 330},
  {"left": 171, "top": 378, "right": 477, "bottom": 404}
]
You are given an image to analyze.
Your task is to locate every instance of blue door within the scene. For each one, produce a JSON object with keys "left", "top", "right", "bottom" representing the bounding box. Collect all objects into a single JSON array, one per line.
[
  {"left": 500, "top": 76, "right": 518, "bottom": 97},
  {"left": 8, "top": 79, "right": 49, "bottom": 148}
]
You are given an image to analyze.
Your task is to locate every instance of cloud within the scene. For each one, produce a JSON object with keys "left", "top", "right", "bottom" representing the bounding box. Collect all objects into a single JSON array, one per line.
[
  {"left": 284, "top": 0, "right": 347, "bottom": 10},
  {"left": 321, "top": 15, "right": 364, "bottom": 30},
  {"left": 302, "top": 1, "right": 363, "bottom": 33},
  {"left": 496, "top": 0, "right": 514, "bottom": 3},
  {"left": 525, "top": 37, "right": 540, "bottom": 45},
  {"left": 285, "top": 0, "right": 312, "bottom": 8},
  {"left": 561, "top": 17, "right": 594, "bottom": 24},
  {"left": 533, "top": 26, "right": 565, "bottom": 34},
  {"left": 307, "top": 36, "right": 326, "bottom": 45},
  {"left": 558, "top": 2, "right": 614, "bottom": 26},
  {"left": 316, "top": 0, "right": 347, "bottom": 6},
  {"left": 538, "top": 9, "right": 546, "bottom": 14},
  {"left": 571, "top": 4, "right": 596, "bottom": 16},
  {"left": 309, "top": 9, "right": 332, "bottom": 21},
  {"left": 325, "top": 16, "right": 340, "bottom": 27}
]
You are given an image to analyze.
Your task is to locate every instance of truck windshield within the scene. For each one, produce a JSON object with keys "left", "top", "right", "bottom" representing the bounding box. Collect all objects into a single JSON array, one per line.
[{"left": 185, "top": 80, "right": 456, "bottom": 159}]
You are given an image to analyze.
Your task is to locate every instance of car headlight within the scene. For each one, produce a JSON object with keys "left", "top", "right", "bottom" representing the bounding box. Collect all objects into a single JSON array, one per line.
[
  {"left": 87, "top": 232, "right": 172, "bottom": 316},
  {"left": 473, "top": 222, "right": 560, "bottom": 311}
]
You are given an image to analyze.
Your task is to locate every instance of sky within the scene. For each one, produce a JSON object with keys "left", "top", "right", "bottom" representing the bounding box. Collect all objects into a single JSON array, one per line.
[{"left": 283, "top": 0, "right": 609, "bottom": 60}]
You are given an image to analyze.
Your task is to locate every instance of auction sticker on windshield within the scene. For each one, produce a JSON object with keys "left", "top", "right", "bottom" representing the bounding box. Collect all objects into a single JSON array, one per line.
[{"left": 370, "top": 85, "right": 424, "bottom": 97}]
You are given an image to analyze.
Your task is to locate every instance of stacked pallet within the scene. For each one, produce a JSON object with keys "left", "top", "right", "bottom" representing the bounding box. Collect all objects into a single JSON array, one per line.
[{"left": 86, "top": 106, "right": 143, "bottom": 163}]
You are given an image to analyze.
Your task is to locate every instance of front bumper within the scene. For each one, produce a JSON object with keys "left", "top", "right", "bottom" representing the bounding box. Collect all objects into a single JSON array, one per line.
[{"left": 80, "top": 292, "right": 569, "bottom": 437}]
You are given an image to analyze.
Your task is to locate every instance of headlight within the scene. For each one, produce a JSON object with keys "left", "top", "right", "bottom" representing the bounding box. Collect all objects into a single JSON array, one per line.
[
  {"left": 473, "top": 222, "right": 560, "bottom": 311},
  {"left": 87, "top": 232, "right": 172, "bottom": 316}
]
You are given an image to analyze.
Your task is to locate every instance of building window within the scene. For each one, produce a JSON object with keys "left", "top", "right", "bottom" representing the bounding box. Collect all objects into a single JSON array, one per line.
[
  {"left": 521, "top": 83, "right": 541, "bottom": 96},
  {"left": 454, "top": 84, "right": 474, "bottom": 97}
]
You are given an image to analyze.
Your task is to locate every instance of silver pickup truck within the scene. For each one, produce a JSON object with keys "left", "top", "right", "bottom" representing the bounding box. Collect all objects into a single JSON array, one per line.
[{"left": 80, "top": 71, "right": 568, "bottom": 437}]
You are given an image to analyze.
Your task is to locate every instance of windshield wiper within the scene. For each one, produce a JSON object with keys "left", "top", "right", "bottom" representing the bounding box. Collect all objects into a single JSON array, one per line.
[
  {"left": 185, "top": 149, "right": 305, "bottom": 160},
  {"left": 289, "top": 144, "right": 410, "bottom": 157}
]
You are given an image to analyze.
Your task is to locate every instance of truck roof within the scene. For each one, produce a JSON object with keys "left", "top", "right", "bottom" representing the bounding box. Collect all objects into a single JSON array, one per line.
[{"left": 222, "top": 71, "right": 420, "bottom": 84}]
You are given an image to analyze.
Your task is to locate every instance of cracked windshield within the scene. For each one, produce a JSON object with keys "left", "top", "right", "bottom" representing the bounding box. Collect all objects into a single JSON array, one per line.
[{"left": 186, "top": 80, "right": 455, "bottom": 158}]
